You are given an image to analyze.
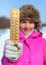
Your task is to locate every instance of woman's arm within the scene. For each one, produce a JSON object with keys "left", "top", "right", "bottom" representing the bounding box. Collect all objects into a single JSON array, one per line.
[
  {"left": 44, "top": 39, "right": 46, "bottom": 65},
  {"left": 1, "top": 39, "right": 23, "bottom": 65},
  {"left": 1, "top": 55, "right": 15, "bottom": 65}
]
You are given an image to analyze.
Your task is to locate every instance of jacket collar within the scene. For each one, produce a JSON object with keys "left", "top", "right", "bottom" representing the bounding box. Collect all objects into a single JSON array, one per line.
[
  {"left": 19, "top": 30, "right": 42, "bottom": 39},
  {"left": 30, "top": 31, "right": 42, "bottom": 38}
]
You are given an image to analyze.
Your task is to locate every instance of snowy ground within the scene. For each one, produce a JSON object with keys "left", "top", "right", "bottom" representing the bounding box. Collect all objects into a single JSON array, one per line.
[
  {"left": 0, "top": 28, "right": 46, "bottom": 65},
  {"left": 0, "top": 29, "right": 10, "bottom": 65}
]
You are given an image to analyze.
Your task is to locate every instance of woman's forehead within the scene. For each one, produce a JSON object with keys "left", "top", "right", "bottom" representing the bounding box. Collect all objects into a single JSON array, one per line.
[
  {"left": 21, "top": 17, "right": 32, "bottom": 19},
  {"left": 20, "top": 17, "right": 35, "bottom": 22}
]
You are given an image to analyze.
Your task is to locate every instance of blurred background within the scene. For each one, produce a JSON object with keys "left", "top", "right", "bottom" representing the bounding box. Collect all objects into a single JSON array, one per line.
[{"left": 0, "top": 0, "right": 46, "bottom": 65}]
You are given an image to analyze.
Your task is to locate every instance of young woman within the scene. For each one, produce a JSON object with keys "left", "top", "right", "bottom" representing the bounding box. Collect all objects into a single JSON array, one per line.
[{"left": 1, "top": 4, "right": 46, "bottom": 65}]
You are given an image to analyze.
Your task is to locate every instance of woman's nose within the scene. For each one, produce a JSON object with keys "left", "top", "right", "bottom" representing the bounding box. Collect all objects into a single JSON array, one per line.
[
  {"left": 26, "top": 23, "right": 29, "bottom": 28},
  {"left": 26, "top": 25, "right": 28, "bottom": 28}
]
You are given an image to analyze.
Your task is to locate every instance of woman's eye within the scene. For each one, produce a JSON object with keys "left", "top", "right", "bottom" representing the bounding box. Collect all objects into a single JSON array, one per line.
[
  {"left": 29, "top": 21, "right": 32, "bottom": 23},
  {"left": 29, "top": 21, "right": 34, "bottom": 24},
  {"left": 20, "top": 21, "right": 26, "bottom": 23}
]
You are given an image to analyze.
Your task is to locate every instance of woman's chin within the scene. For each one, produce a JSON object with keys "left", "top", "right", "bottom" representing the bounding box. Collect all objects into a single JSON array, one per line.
[{"left": 24, "top": 32, "right": 30, "bottom": 35}]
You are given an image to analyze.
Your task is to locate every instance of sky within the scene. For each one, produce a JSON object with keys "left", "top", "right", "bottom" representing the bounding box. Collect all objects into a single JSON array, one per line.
[{"left": 0, "top": 0, "right": 46, "bottom": 23}]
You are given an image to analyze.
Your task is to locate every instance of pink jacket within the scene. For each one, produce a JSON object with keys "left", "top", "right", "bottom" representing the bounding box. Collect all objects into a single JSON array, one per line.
[{"left": 1, "top": 30, "right": 46, "bottom": 65}]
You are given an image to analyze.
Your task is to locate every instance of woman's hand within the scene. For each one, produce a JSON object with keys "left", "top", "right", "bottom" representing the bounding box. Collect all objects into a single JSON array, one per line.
[{"left": 4, "top": 39, "right": 23, "bottom": 60}]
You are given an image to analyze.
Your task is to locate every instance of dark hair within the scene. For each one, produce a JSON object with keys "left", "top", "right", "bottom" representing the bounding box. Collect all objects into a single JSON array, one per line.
[{"left": 20, "top": 4, "right": 42, "bottom": 31}]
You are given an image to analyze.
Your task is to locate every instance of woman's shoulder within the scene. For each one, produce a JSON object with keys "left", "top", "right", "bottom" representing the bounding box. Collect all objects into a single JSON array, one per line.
[
  {"left": 42, "top": 37, "right": 46, "bottom": 43},
  {"left": 40, "top": 37, "right": 46, "bottom": 48}
]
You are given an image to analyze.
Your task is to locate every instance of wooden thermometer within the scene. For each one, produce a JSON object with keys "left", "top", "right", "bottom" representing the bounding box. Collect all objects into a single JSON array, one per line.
[{"left": 10, "top": 9, "right": 20, "bottom": 44}]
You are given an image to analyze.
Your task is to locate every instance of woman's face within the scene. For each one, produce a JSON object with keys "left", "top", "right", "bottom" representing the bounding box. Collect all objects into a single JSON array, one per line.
[{"left": 20, "top": 18, "right": 35, "bottom": 35}]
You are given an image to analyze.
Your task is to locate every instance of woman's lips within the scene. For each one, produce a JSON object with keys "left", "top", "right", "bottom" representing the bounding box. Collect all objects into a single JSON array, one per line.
[{"left": 24, "top": 29, "right": 30, "bottom": 32}]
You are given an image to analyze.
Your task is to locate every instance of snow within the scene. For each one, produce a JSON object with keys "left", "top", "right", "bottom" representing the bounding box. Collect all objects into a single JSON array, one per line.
[{"left": 0, "top": 29, "right": 10, "bottom": 65}]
